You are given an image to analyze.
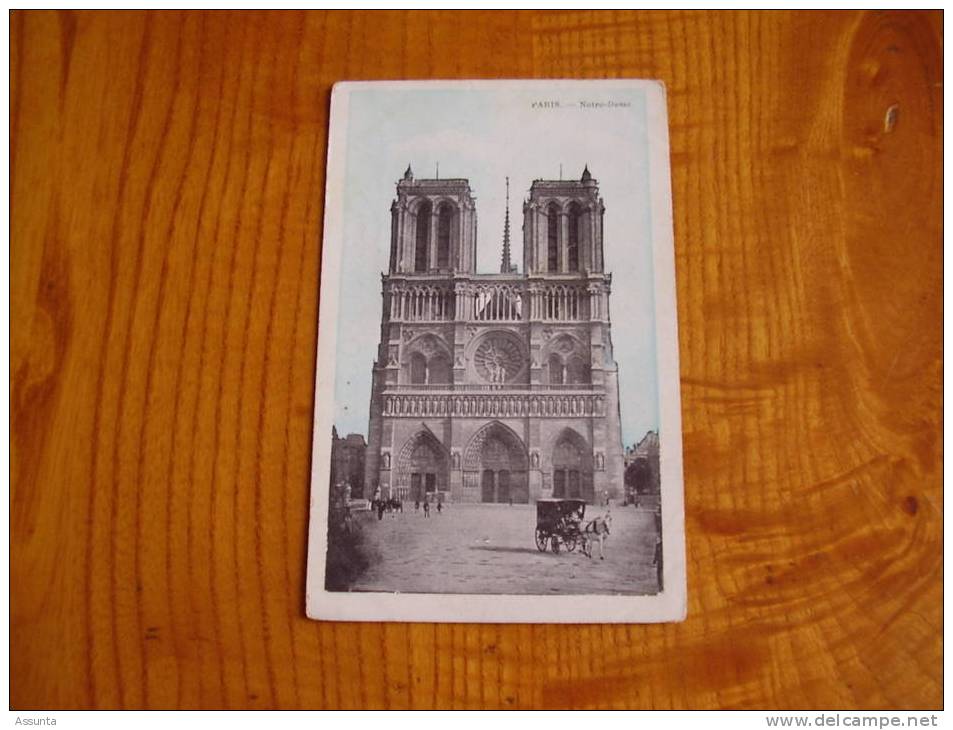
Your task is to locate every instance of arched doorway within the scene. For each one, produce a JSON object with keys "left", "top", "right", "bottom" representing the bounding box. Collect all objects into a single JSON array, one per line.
[
  {"left": 551, "top": 429, "right": 594, "bottom": 503},
  {"left": 464, "top": 422, "right": 529, "bottom": 503},
  {"left": 395, "top": 431, "right": 449, "bottom": 502}
]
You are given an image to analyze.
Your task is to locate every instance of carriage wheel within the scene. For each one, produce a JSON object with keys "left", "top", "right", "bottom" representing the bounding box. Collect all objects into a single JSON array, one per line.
[
  {"left": 535, "top": 529, "right": 548, "bottom": 552},
  {"left": 564, "top": 532, "right": 578, "bottom": 552},
  {"left": 551, "top": 536, "right": 561, "bottom": 554}
]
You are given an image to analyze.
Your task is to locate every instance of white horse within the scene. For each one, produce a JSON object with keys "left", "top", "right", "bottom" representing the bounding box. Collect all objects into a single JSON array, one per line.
[{"left": 581, "top": 510, "right": 612, "bottom": 560}]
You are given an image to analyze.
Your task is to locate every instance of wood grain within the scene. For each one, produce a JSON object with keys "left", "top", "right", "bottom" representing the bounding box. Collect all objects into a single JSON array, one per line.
[{"left": 10, "top": 10, "right": 942, "bottom": 710}]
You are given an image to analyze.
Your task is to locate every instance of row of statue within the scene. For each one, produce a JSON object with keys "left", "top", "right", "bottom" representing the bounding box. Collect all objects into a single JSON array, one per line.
[
  {"left": 381, "top": 394, "right": 604, "bottom": 418},
  {"left": 381, "top": 451, "right": 607, "bottom": 472}
]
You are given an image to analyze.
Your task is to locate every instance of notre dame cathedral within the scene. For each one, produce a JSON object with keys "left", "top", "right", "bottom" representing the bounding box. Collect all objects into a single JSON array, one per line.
[{"left": 363, "top": 165, "right": 625, "bottom": 505}]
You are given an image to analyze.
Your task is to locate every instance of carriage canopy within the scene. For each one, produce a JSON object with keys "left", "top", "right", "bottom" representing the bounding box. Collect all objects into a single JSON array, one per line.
[{"left": 535, "top": 498, "right": 586, "bottom": 528}]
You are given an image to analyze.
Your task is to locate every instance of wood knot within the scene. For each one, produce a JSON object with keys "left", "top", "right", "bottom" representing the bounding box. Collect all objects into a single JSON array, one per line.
[{"left": 903, "top": 494, "right": 918, "bottom": 516}]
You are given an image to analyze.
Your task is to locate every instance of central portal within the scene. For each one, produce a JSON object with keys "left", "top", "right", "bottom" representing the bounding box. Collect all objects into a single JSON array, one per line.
[
  {"left": 481, "top": 468, "right": 511, "bottom": 503},
  {"left": 464, "top": 421, "right": 529, "bottom": 503}
]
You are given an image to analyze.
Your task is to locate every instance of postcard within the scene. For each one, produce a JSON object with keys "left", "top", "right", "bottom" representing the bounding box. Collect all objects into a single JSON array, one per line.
[{"left": 306, "top": 80, "right": 685, "bottom": 622}]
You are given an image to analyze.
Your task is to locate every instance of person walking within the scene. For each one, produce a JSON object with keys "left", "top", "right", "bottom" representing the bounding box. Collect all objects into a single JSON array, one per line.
[
  {"left": 436, "top": 500, "right": 443, "bottom": 515},
  {"left": 423, "top": 499, "right": 431, "bottom": 518}
]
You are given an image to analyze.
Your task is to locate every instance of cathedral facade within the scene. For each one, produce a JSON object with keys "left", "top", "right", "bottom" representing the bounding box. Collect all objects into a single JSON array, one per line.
[{"left": 363, "top": 166, "right": 625, "bottom": 505}]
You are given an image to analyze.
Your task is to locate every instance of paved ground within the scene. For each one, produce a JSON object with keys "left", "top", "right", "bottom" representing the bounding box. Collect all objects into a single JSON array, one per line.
[{"left": 346, "top": 503, "right": 660, "bottom": 595}]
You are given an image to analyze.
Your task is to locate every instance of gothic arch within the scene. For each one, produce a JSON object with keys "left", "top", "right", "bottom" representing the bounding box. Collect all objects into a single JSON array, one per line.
[
  {"left": 567, "top": 201, "right": 583, "bottom": 272},
  {"left": 546, "top": 202, "right": 561, "bottom": 273},
  {"left": 462, "top": 421, "right": 529, "bottom": 503},
  {"left": 435, "top": 201, "right": 456, "bottom": 269},
  {"left": 401, "top": 334, "right": 452, "bottom": 385},
  {"left": 413, "top": 199, "right": 433, "bottom": 272},
  {"left": 542, "top": 334, "right": 590, "bottom": 385},
  {"left": 550, "top": 424, "right": 590, "bottom": 449},
  {"left": 395, "top": 429, "right": 450, "bottom": 500},
  {"left": 430, "top": 196, "right": 460, "bottom": 213},
  {"left": 547, "top": 427, "right": 594, "bottom": 501},
  {"left": 542, "top": 332, "right": 587, "bottom": 361},
  {"left": 538, "top": 198, "right": 565, "bottom": 212},
  {"left": 462, "top": 421, "right": 528, "bottom": 471},
  {"left": 403, "top": 333, "right": 452, "bottom": 361},
  {"left": 408, "top": 196, "right": 434, "bottom": 214}
]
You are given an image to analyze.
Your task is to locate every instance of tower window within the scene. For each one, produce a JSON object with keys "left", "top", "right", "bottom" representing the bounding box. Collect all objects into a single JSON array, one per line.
[
  {"left": 415, "top": 201, "right": 432, "bottom": 273},
  {"left": 409, "top": 353, "right": 427, "bottom": 384},
  {"left": 566, "top": 355, "right": 589, "bottom": 384},
  {"left": 547, "top": 203, "right": 559, "bottom": 272},
  {"left": 568, "top": 203, "right": 581, "bottom": 272},
  {"left": 390, "top": 207, "right": 398, "bottom": 272},
  {"left": 548, "top": 354, "right": 564, "bottom": 385},
  {"left": 428, "top": 355, "right": 451, "bottom": 385},
  {"left": 437, "top": 204, "right": 452, "bottom": 269}
]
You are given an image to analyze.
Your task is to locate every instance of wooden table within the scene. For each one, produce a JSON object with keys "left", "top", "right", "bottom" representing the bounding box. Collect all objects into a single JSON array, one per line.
[{"left": 11, "top": 10, "right": 942, "bottom": 710}]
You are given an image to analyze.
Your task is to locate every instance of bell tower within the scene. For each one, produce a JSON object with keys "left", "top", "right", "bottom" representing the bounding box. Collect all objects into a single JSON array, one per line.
[
  {"left": 522, "top": 166, "right": 605, "bottom": 276},
  {"left": 388, "top": 165, "right": 478, "bottom": 275}
]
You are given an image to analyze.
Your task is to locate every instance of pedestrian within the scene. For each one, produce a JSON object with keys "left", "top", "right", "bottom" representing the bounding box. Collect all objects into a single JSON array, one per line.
[
  {"left": 653, "top": 535, "right": 663, "bottom": 588},
  {"left": 436, "top": 500, "right": 442, "bottom": 515},
  {"left": 423, "top": 500, "right": 431, "bottom": 518},
  {"left": 415, "top": 499, "right": 420, "bottom": 512},
  {"left": 377, "top": 500, "right": 385, "bottom": 521}
]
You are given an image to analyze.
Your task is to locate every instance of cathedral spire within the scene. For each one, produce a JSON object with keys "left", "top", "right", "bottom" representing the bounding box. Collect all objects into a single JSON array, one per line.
[{"left": 500, "top": 176, "right": 515, "bottom": 273}]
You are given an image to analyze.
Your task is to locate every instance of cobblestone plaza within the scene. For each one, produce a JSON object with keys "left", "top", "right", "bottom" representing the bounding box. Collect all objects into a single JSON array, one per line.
[{"left": 350, "top": 504, "right": 660, "bottom": 596}]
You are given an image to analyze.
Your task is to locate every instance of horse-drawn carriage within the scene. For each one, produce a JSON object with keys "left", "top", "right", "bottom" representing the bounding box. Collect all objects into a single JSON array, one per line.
[{"left": 534, "top": 499, "right": 587, "bottom": 553}]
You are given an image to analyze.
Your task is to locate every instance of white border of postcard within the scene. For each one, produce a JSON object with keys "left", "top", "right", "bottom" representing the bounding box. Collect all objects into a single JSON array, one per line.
[{"left": 306, "top": 79, "right": 686, "bottom": 623}]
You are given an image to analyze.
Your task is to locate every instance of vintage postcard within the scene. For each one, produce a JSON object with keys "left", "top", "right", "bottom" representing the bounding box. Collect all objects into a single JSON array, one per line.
[{"left": 306, "top": 80, "right": 685, "bottom": 623}]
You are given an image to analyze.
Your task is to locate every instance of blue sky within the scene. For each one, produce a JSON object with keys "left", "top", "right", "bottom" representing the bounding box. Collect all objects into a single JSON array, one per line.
[{"left": 330, "top": 84, "right": 659, "bottom": 446}]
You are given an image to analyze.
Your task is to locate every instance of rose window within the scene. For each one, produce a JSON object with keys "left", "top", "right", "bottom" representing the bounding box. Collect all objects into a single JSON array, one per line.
[{"left": 474, "top": 335, "right": 525, "bottom": 384}]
